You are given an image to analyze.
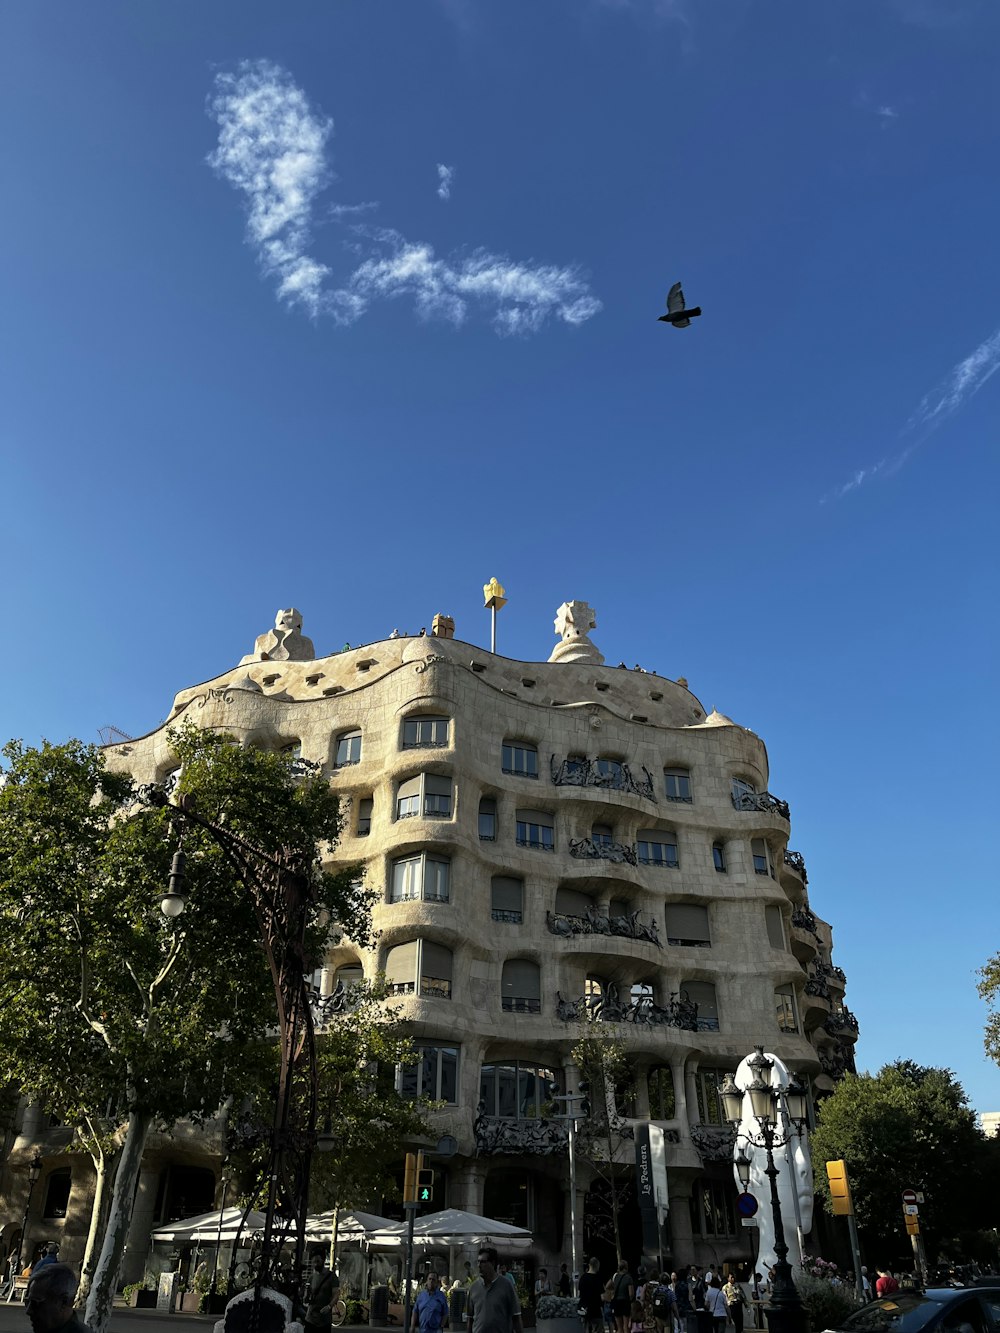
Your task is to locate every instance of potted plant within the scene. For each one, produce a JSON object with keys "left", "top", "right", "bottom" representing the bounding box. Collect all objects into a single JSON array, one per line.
[
  {"left": 123, "top": 1281, "right": 157, "bottom": 1309},
  {"left": 535, "top": 1294, "right": 583, "bottom": 1333}
]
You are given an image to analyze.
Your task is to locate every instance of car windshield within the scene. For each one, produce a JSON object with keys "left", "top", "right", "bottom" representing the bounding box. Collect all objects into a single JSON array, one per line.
[{"left": 841, "top": 1296, "right": 947, "bottom": 1333}]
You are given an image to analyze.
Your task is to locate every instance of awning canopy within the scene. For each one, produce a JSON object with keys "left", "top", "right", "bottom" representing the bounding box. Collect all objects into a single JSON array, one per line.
[
  {"left": 150, "top": 1207, "right": 268, "bottom": 1244},
  {"left": 305, "top": 1210, "right": 398, "bottom": 1240}
]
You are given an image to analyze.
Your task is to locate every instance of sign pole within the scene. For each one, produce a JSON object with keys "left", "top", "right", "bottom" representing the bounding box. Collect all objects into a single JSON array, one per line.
[{"left": 846, "top": 1214, "right": 864, "bottom": 1301}]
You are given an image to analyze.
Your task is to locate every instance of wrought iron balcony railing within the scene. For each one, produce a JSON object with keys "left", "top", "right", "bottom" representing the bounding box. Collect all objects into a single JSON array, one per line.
[
  {"left": 491, "top": 908, "right": 523, "bottom": 924},
  {"left": 555, "top": 985, "right": 698, "bottom": 1030},
  {"left": 501, "top": 996, "right": 541, "bottom": 1014},
  {"left": 782, "top": 849, "right": 808, "bottom": 883},
  {"left": 551, "top": 756, "right": 657, "bottom": 802},
  {"left": 825, "top": 1006, "right": 859, "bottom": 1036},
  {"left": 473, "top": 1112, "right": 568, "bottom": 1156},
  {"left": 791, "top": 906, "right": 819, "bottom": 936},
  {"left": 568, "top": 836, "right": 638, "bottom": 866},
  {"left": 546, "top": 907, "right": 661, "bottom": 947},
  {"left": 731, "top": 789, "right": 791, "bottom": 819}
]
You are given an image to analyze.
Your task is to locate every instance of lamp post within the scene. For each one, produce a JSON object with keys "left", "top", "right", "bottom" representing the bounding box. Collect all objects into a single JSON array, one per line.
[
  {"left": 144, "top": 785, "right": 322, "bottom": 1320},
  {"left": 719, "top": 1050, "right": 808, "bottom": 1333},
  {"left": 551, "top": 1083, "right": 591, "bottom": 1297},
  {"left": 210, "top": 1163, "right": 233, "bottom": 1300},
  {"left": 13, "top": 1153, "right": 43, "bottom": 1275}
]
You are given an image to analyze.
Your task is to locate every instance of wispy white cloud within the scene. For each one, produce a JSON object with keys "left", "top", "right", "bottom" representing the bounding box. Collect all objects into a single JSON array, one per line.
[
  {"left": 329, "top": 201, "right": 379, "bottom": 218},
  {"left": 207, "top": 60, "right": 333, "bottom": 317},
  {"left": 207, "top": 61, "right": 600, "bottom": 335},
  {"left": 436, "top": 164, "right": 454, "bottom": 201},
  {"left": 877, "top": 104, "right": 899, "bottom": 120},
  {"left": 822, "top": 327, "right": 1000, "bottom": 502}
]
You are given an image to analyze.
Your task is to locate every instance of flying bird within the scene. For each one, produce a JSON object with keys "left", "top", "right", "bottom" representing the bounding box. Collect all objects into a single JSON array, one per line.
[{"left": 658, "top": 281, "right": 702, "bottom": 328}]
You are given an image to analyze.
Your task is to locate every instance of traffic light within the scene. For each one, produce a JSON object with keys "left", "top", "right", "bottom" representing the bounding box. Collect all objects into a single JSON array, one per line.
[
  {"left": 404, "top": 1152, "right": 417, "bottom": 1203},
  {"left": 417, "top": 1169, "right": 434, "bottom": 1204},
  {"left": 578, "top": 1080, "right": 592, "bottom": 1117},
  {"left": 825, "top": 1159, "right": 853, "bottom": 1216},
  {"left": 905, "top": 1215, "right": 920, "bottom": 1237}
]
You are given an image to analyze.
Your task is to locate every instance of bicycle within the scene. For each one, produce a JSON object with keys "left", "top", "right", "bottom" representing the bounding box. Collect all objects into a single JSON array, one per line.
[{"left": 330, "top": 1298, "right": 347, "bottom": 1327}]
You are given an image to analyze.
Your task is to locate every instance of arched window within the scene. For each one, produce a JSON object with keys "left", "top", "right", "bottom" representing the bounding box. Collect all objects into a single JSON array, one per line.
[
  {"left": 731, "top": 776, "right": 756, "bottom": 808},
  {"left": 555, "top": 886, "right": 592, "bottom": 917},
  {"left": 334, "top": 963, "right": 364, "bottom": 989},
  {"left": 334, "top": 729, "right": 362, "bottom": 767},
  {"left": 638, "top": 828, "right": 679, "bottom": 868},
  {"left": 591, "top": 823, "right": 613, "bottom": 849},
  {"left": 357, "top": 796, "right": 373, "bottom": 836},
  {"left": 491, "top": 876, "right": 523, "bottom": 924},
  {"left": 648, "top": 1066, "right": 676, "bottom": 1120},
  {"left": 775, "top": 984, "right": 798, "bottom": 1033},
  {"left": 682, "top": 980, "right": 719, "bottom": 1031},
  {"left": 479, "top": 797, "right": 497, "bottom": 841},
  {"left": 501, "top": 959, "right": 541, "bottom": 1013},
  {"left": 596, "top": 757, "right": 624, "bottom": 786},
  {"left": 390, "top": 854, "right": 450, "bottom": 904},
  {"left": 502, "top": 740, "right": 538, "bottom": 778},
  {"left": 765, "top": 905, "right": 786, "bottom": 950},
  {"left": 712, "top": 841, "right": 727, "bottom": 872},
  {"left": 752, "top": 837, "right": 774, "bottom": 877},
  {"left": 384, "top": 940, "right": 453, "bottom": 999},
  {"left": 664, "top": 767, "right": 692, "bottom": 803},
  {"left": 630, "top": 981, "right": 654, "bottom": 1005},
  {"left": 402, "top": 715, "right": 450, "bottom": 749},
  {"left": 396, "top": 774, "right": 453, "bottom": 820},
  {"left": 690, "top": 1179, "right": 737, "bottom": 1238},
  {"left": 665, "top": 904, "right": 711, "bottom": 948},
  {"left": 42, "top": 1169, "right": 72, "bottom": 1220},
  {"left": 516, "top": 809, "right": 554, "bottom": 851},
  {"left": 480, "top": 1063, "right": 560, "bottom": 1119}
]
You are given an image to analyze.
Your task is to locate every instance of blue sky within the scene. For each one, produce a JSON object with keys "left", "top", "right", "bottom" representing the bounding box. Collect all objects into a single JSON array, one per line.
[{"left": 2, "top": 1, "right": 999, "bottom": 1111}]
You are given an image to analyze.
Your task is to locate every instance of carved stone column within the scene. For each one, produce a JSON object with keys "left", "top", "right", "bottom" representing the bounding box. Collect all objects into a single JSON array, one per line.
[
  {"left": 667, "top": 1178, "right": 696, "bottom": 1263},
  {"left": 684, "top": 1063, "right": 699, "bottom": 1131},
  {"left": 634, "top": 1067, "right": 651, "bottom": 1120}
]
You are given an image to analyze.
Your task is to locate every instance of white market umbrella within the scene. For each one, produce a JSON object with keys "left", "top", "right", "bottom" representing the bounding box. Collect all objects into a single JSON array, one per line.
[
  {"left": 151, "top": 1207, "right": 269, "bottom": 1244},
  {"left": 304, "top": 1210, "right": 398, "bottom": 1240},
  {"left": 369, "top": 1209, "right": 532, "bottom": 1249}
]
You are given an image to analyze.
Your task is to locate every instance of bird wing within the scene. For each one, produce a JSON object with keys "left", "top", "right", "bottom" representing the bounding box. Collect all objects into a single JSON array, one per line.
[{"left": 666, "top": 282, "right": 685, "bottom": 314}]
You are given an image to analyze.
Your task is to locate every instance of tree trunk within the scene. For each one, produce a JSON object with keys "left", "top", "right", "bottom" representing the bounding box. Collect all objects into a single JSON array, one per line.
[
  {"left": 77, "top": 1143, "right": 119, "bottom": 1309},
  {"left": 84, "top": 1110, "right": 153, "bottom": 1333}
]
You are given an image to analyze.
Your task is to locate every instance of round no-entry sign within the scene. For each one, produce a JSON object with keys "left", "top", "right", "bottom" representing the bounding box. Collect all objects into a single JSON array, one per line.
[
  {"left": 902, "top": 1189, "right": 918, "bottom": 1206},
  {"left": 737, "top": 1192, "right": 759, "bottom": 1218}
]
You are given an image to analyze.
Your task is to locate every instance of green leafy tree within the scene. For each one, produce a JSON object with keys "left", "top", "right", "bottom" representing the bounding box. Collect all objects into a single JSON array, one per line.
[
  {"left": 0, "top": 727, "right": 372, "bottom": 1333},
  {"left": 977, "top": 958, "right": 1000, "bottom": 1069},
  {"left": 571, "top": 1036, "right": 636, "bottom": 1263},
  {"left": 810, "top": 1061, "right": 995, "bottom": 1263}
]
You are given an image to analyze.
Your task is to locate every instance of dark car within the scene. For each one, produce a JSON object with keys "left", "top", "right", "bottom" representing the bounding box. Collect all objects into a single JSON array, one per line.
[{"left": 830, "top": 1288, "right": 1000, "bottom": 1333}]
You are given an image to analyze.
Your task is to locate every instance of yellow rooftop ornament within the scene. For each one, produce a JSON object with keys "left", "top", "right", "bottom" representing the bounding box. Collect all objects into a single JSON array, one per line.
[
  {"left": 483, "top": 577, "right": 507, "bottom": 652},
  {"left": 483, "top": 577, "right": 507, "bottom": 610}
]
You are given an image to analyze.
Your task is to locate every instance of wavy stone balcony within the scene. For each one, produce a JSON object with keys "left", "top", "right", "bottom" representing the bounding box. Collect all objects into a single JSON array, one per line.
[
  {"left": 789, "top": 906, "right": 820, "bottom": 963},
  {"left": 568, "top": 835, "right": 639, "bottom": 867}
]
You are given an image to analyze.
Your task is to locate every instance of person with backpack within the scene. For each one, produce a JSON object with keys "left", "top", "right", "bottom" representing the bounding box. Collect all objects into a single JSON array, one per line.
[{"left": 651, "top": 1275, "right": 677, "bottom": 1333}]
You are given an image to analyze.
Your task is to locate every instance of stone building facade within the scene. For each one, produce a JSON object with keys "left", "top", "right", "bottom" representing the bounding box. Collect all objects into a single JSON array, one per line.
[{"left": 0, "top": 605, "right": 857, "bottom": 1279}]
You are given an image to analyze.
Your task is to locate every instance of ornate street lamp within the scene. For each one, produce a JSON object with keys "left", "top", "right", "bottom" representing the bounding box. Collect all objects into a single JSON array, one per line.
[
  {"left": 723, "top": 1047, "right": 808, "bottom": 1333},
  {"left": 13, "top": 1153, "right": 43, "bottom": 1274},
  {"left": 144, "top": 786, "right": 322, "bottom": 1323}
]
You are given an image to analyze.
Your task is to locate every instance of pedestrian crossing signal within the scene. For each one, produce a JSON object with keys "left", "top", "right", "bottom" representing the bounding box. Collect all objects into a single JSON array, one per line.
[{"left": 417, "top": 1169, "right": 434, "bottom": 1203}]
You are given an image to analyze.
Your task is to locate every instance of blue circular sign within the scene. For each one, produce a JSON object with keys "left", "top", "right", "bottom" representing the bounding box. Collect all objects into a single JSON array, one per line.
[{"left": 736, "top": 1192, "right": 759, "bottom": 1218}]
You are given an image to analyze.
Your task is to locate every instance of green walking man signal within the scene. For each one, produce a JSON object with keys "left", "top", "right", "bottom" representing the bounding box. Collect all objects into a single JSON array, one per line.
[{"left": 418, "top": 1169, "right": 434, "bottom": 1203}]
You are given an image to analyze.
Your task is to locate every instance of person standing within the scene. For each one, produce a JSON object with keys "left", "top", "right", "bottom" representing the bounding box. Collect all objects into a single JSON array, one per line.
[
  {"left": 535, "top": 1270, "right": 553, "bottom": 1302},
  {"left": 703, "top": 1279, "right": 727, "bottom": 1333},
  {"left": 413, "top": 1272, "right": 450, "bottom": 1333},
  {"left": 876, "top": 1270, "right": 899, "bottom": 1298},
  {"left": 578, "top": 1259, "right": 605, "bottom": 1333},
  {"left": 304, "top": 1253, "right": 340, "bottom": 1333},
  {"left": 558, "top": 1266, "right": 572, "bottom": 1298},
  {"left": 723, "top": 1276, "right": 747, "bottom": 1333},
  {"left": 467, "top": 1248, "right": 523, "bottom": 1333},
  {"left": 612, "top": 1262, "right": 635, "bottom": 1333},
  {"left": 25, "top": 1264, "right": 91, "bottom": 1333}
]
